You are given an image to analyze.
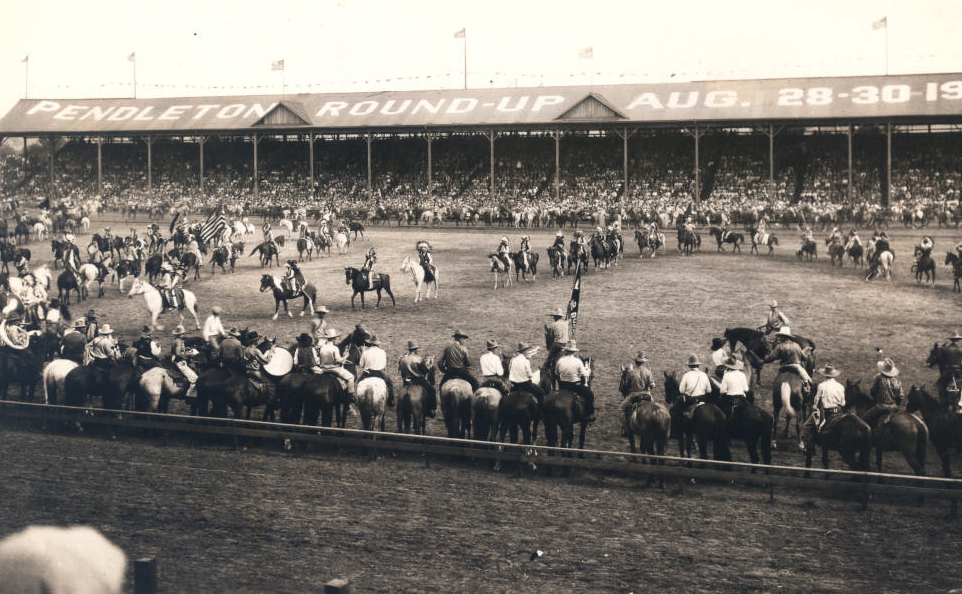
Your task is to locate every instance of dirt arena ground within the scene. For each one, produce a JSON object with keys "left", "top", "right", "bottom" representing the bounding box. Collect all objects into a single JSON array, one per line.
[{"left": 2, "top": 216, "right": 961, "bottom": 592}]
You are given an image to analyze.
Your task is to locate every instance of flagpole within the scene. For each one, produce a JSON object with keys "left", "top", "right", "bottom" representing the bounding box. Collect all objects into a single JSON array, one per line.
[
  {"left": 463, "top": 33, "right": 468, "bottom": 90},
  {"left": 132, "top": 55, "right": 137, "bottom": 99},
  {"left": 23, "top": 57, "right": 28, "bottom": 99},
  {"left": 884, "top": 25, "right": 889, "bottom": 76}
]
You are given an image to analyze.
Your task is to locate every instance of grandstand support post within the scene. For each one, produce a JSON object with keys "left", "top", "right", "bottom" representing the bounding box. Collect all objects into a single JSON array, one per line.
[
  {"left": 366, "top": 133, "right": 373, "bottom": 202},
  {"left": 884, "top": 123, "right": 892, "bottom": 207},
  {"left": 426, "top": 134, "right": 434, "bottom": 196},
  {"left": 554, "top": 129, "right": 560, "bottom": 200},
  {"left": 308, "top": 132, "right": 315, "bottom": 198},
  {"left": 48, "top": 135, "right": 55, "bottom": 197},
  {"left": 199, "top": 136, "right": 206, "bottom": 193},
  {"left": 252, "top": 134, "right": 261, "bottom": 195},
  {"left": 146, "top": 136, "right": 153, "bottom": 192},
  {"left": 847, "top": 125, "right": 854, "bottom": 203},
  {"left": 97, "top": 138, "right": 103, "bottom": 195},
  {"left": 488, "top": 130, "right": 496, "bottom": 203},
  {"left": 23, "top": 136, "right": 27, "bottom": 167},
  {"left": 615, "top": 127, "right": 636, "bottom": 200}
]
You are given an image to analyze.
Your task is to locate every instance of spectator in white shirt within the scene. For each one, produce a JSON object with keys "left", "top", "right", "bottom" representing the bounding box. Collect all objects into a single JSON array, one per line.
[
  {"left": 508, "top": 342, "right": 544, "bottom": 403},
  {"left": 202, "top": 306, "right": 227, "bottom": 349},
  {"left": 479, "top": 339, "right": 508, "bottom": 395},
  {"left": 719, "top": 356, "right": 750, "bottom": 398},
  {"left": 357, "top": 333, "right": 393, "bottom": 405}
]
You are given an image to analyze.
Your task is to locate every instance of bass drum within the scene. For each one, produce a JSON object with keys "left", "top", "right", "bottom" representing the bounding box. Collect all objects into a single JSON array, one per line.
[
  {"left": 263, "top": 347, "right": 293, "bottom": 377},
  {"left": 86, "top": 242, "right": 99, "bottom": 256}
]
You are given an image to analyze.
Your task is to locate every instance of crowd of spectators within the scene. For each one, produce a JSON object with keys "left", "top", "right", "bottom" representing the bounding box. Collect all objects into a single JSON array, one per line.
[{"left": 2, "top": 129, "right": 959, "bottom": 218}]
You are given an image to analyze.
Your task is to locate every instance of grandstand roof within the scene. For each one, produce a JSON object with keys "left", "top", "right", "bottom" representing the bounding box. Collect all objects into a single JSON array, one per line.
[{"left": 1, "top": 72, "right": 960, "bottom": 136}]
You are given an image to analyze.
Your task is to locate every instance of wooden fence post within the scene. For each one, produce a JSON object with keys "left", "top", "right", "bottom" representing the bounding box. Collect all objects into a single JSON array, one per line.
[
  {"left": 134, "top": 557, "right": 158, "bottom": 594},
  {"left": 324, "top": 578, "right": 352, "bottom": 593}
]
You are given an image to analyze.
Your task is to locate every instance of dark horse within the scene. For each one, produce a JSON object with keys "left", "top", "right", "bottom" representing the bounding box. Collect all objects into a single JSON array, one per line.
[
  {"left": 210, "top": 243, "right": 241, "bottom": 274},
  {"left": 906, "top": 385, "right": 962, "bottom": 477},
  {"left": 709, "top": 226, "right": 744, "bottom": 252},
  {"left": 845, "top": 380, "right": 928, "bottom": 476},
  {"left": 912, "top": 246, "right": 936, "bottom": 285},
  {"left": 64, "top": 361, "right": 140, "bottom": 411},
  {"left": 804, "top": 411, "right": 871, "bottom": 473},
  {"left": 249, "top": 241, "right": 280, "bottom": 268},
  {"left": 0, "top": 340, "right": 45, "bottom": 401},
  {"left": 194, "top": 367, "right": 276, "bottom": 421},
  {"left": 945, "top": 252, "right": 962, "bottom": 292},
  {"left": 510, "top": 251, "right": 539, "bottom": 281},
  {"left": 279, "top": 372, "right": 352, "bottom": 428},
  {"left": 676, "top": 226, "right": 700, "bottom": 256},
  {"left": 664, "top": 371, "right": 730, "bottom": 461},
  {"left": 498, "top": 389, "right": 541, "bottom": 446},
  {"left": 718, "top": 393, "right": 773, "bottom": 469},
  {"left": 259, "top": 274, "right": 317, "bottom": 319},
  {"left": 926, "top": 341, "right": 961, "bottom": 407},
  {"left": 344, "top": 267, "right": 395, "bottom": 309},
  {"left": 589, "top": 235, "right": 616, "bottom": 269},
  {"left": 619, "top": 367, "right": 671, "bottom": 466},
  {"left": 568, "top": 241, "right": 588, "bottom": 273},
  {"left": 748, "top": 228, "right": 778, "bottom": 256},
  {"left": 397, "top": 367, "right": 437, "bottom": 435}
]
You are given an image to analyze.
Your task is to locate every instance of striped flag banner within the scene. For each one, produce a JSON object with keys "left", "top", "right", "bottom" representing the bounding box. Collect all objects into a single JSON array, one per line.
[
  {"left": 567, "top": 261, "right": 582, "bottom": 335},
  {"left": 199, "top": 212, "right": 226, "bottom": 245}
]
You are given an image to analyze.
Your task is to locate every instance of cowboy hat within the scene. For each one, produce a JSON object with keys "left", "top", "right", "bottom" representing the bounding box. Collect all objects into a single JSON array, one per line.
[
  {"left": 453, "top": 329, "right": 469, "bottom": 339},
  {"left": 776, "top": 326, "right": 793, "bottom": 337},
  {"left": 211, "top": 306, "right": 222, "bottom": 315},
  {"left": 486, "top": 339, "right": 500, "bottom": 350},
  {"left": 297, "top": 333, "right": 313, "bottom": 347},
  {"left": 634, "top": 351, "right": 649, "bottom": 364},
  {"left": 140, "top": 325, "right": 152, "bottom": 336},
  {"left": 365, "top": 334, "right": 380, "bottom": 346},
  {"left": 710, "top": 337, "right": 726, "bottom": 351},
  {"left": 172, "top": 325, "right": 186, "bottom": 336},
  {"left": 770, "top": 300, "right": 779, "bottom": 308},
  {"left": 98, "top": 324, "right": 114, "bottom": 335},
  {"left": 322, "top": 328, "right": 340, "bottom": 339},
  {"left": 516, "top": 342, "right": 532, "bottom": 353},
  {"left": 723, "top": 356, "right": 743, "bottom": 371},
  {"left": 686, "top": 353, "right": 702, "bottom": 367},
  {"left": 877, "top": 358, "right": 899, "bottom": 377},
  {"left": 555, "top": 231, "right": 563, "bottom": 237},
  {"left": 818, "top": 364, "right": 840, "bottom": 378},
  {"left": 406, "top": 340, "right": 419, "bottom": 351},
  {"left": 949, "top": 331, "right": 962, "bottom": 341},
  {"left": 314, "top": 306, "right": 329, "bottom": 315},
  {"left": 228, "top": 327, "right": 241, "bottom": 337},
  {"left": 547, "top": 307, "right": 565, "bottom": 318},
  {"left": 562, "top": 340, "right": 579, "bottom": 352}
]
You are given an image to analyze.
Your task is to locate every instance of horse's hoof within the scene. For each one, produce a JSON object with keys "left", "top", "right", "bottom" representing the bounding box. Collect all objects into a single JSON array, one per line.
[{"left": 272, "top": 315, "right": 278, "bottom": 321}]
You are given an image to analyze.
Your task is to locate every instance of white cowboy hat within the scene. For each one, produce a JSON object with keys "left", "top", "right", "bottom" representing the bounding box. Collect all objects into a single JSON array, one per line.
[
  {"left": 98, "top": 324, "right": 114, "bottom": 335},
  {"left": 562, "top": 340, "right": 579, "bottom": 352},
  {"left": 818, "top": 364, "right": 840, "bottom": 378},
  {"left": 876, "top": 358, "right": 899, "bottom": 377},
  {"left": 723, "top": 356, "right": 744, "bottom": 371},
  {"left": 776, "top": 326, "right": 793, "bottom": 337},
  {"left": 322, "top": 328, "right": 340, "bottom": 339}
]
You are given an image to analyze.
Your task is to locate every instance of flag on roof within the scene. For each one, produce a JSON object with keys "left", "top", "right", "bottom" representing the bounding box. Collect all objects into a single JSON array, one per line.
[
  {"left": 872, "top": 16, "right": 887, "bottom": 30},
  {"left": 453, "top": 28, "right": 465, "bottom": 39},
  {"left": 271, "top": 59, "right": 285, "bottom": 71}
]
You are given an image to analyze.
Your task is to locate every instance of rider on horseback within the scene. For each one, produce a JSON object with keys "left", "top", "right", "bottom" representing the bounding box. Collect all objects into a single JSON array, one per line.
[
  {"left": 417, "top": 241, "right": 436, "bottom": 279},
  {"left": 556, "top": 340, "right": 596, "bottom": 423},
  {"left": 844, "top": 228, "right": 862, "bottom": 251},
  {"left": 828, "top": 226, "right": 842, "bottom": 245},
  {"left": 941, "top": 331, "right": 962, "bottom": 408},
  {"left": 263, "top": 222, "right": 278, "bottom": 255},
  {"left": 915, "top": 235, "right": 934, "bottom": 268},
  {"left": 362, "top": 247, "right": 377, "bottom": 290},
  {"left": 243, "top": 331, "right": 274, "bottom": 394},
  {"left": 283, "top": 260, "right": 304, "bottom": 295},
  {"left": 316, "top": 328, "right": 356, "bottom": 397},
  {"left": 358, "top": 333, "right": 394, "bottom": 407},
  {"left": 519, "top": 235, "right": 532, "bottom": 272},
  {"left": 763, "top": 327, "right": 813, "bottom": 394},
  {"left": 159, "top": 263, "right": 180, "bottom": 311},
  {"left": 440, "top": 329, "right": 479, "bottom": 393},
  {"left": 86, "top": 323, "right": 118, "bottom": 369},
  {"left": 18, "top": 274, "right": 46, "bottom": 325},
  {"left": 132, "top": 325, "right": 160, "bottom": 369},
  {"left": 398, "top": 340, "right": 437, "bottom": 417},
  {"left": 496, "top": 237, "right": 510, "bottom": 271},
  {"left": 479, "top": 339, "right": 508, "bottom": 395},
  {"left": 551, "top": 231, "right": 565, "bottom": 252},
  {"left": 862, "top": 357, "right": 904, "bottom": 428},
  {"left": 620, "top": 351, "right": 655, "bottom": 437},
  {"left": 800, "top": 364, "right": 845, "bottom": 453},
  {"left": 674, "top": 353, "right": 711, "bottom": 420},
  {"left": 509, "top": 341, "right": 544, "bottom": 401},
  {"left": 170, "top": 324, "right": 199, "bottom": 400},
  {"left": 761, "top": 301, "right": 791, "bottom": 337}
]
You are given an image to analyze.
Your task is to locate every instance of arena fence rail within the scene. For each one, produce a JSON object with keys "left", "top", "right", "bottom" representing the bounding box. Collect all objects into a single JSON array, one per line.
[{"left": 1, "top": 400, "right": 959, "bottom": 517}]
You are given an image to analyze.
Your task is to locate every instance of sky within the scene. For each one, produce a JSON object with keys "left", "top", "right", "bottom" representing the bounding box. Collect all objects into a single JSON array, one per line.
[{"left": 1, "top": 0, "right": 961, "bottom": 117}]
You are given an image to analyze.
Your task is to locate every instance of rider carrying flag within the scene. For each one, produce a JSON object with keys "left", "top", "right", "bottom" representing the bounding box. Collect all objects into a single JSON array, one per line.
[{"left": 362, "top": 247, "right": 377, "bottom": 290}]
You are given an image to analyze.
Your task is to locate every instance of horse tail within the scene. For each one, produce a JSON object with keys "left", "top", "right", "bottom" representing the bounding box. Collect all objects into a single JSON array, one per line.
[
  {"left": 42, "top": 364, "right": 55, "bottom": 405},
  {"left": 915, "top": 420, "right": 929, "bottom": 468},
  {"left": 779, "top": 381, "right": 795, "bottom": 419}
]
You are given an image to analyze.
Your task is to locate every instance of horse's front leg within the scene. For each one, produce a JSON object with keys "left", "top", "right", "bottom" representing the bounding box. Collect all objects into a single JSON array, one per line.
[{"left": 272, "top": 299, "right": 281, "bottom": 321}]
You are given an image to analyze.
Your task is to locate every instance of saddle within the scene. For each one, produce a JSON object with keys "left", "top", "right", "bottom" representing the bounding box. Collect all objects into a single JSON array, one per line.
[
  {"left": 162, "top": 288, "right": 185, "bottom": 311},
  {"left": 682, "top": 400, "right": 705, "bottom": 420}
]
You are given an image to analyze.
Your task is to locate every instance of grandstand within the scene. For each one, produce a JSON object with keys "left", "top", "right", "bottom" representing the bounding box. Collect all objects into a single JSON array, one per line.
[{"left": 1, "top": 72, "right": 961, "bottom": 212}]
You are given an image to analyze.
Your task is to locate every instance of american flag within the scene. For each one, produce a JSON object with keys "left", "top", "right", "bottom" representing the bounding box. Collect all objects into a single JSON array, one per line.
[{"left": 199, "top": 211, "right": 226, "bottom": 245}]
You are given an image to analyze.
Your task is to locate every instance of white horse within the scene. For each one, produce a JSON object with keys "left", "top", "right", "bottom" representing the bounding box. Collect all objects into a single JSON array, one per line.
[
  {"left": 278, "top": 218, "right": 295, "bottom": 235},
  {"left": 867, "top": 250, "right": 895, "bottom": 281},
  {"left": 355, "top": 376, "right": 388, "bottom": 431},
  {"left": 32, "top": 222, "right": 47, "bottom": 241},
  {"left": 490, "top": 254, "right": 512, "bottom": 289},
  {"left": 231, "top": 220, "right": 247, "bottom": 238},
  {"left": 77, "top": 263, "right": 105, "bottom": 299},
  {"left": 400, "top": 256, "right": 439, "bottom": 302},
  {"left": 6, "top": 266, "right": 52, "bottom": 296},
  {"left": 43, "top": 358, "right": 79, "bottom": 404},
  {"left": 128, "top": 278, "right": 200, "bottom": 331},
  {"left": 80, "top": 215, "right": 90, "bottom": 230},
  {"left": 335, "top": 232, "right": 349, "bottom": 255},
  {"left": 138, "top": 366, "right": 189, "bottom": 412}
]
